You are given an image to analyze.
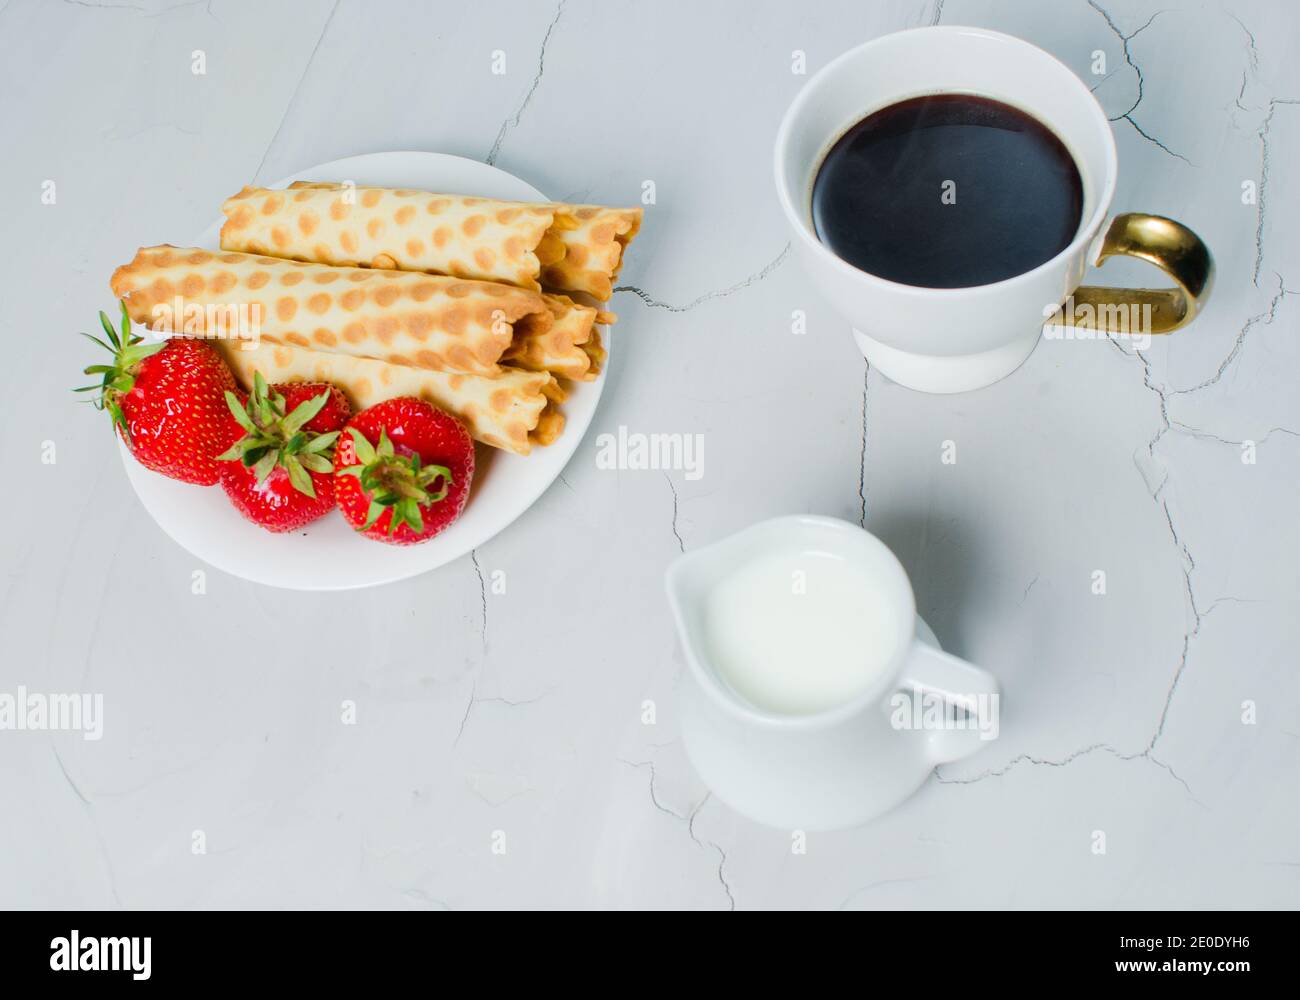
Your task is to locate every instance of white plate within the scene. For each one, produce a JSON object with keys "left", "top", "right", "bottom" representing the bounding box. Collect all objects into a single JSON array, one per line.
[{"left": 120, "top": 152, "right": 606, "bottom": 590}]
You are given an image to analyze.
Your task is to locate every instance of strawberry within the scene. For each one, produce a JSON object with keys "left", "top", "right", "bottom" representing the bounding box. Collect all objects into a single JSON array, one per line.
[
  {"left": 217, "top": 373, "right": 351, "bottom": 533},
  {"left": 79, "top": 302, "right": 239, "bottom": 485},
  {"left": 333, "top": 397, "right": 475, "bottom": 545}
]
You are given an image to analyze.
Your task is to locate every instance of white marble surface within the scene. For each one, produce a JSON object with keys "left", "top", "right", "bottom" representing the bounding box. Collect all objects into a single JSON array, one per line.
[{"left": 2, "top": 0, "right": 1297, "bottom": 909}]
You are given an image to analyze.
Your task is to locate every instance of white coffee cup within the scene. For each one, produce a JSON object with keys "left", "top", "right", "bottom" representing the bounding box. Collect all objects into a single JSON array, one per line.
[
  {"left": 666, "top": 515, "right": 999, "bottom": 830},
  {"left": 774, "top": 26, "right": 1213, "bottom": 393}
]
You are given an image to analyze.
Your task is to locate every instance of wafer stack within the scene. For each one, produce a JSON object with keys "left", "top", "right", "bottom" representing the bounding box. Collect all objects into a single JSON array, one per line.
[
  {"left": 221, "top": 183, "right": 642, "bottom": 298},
  {"left": 110, "top": 183, "right": 642, "bottom": 456}
]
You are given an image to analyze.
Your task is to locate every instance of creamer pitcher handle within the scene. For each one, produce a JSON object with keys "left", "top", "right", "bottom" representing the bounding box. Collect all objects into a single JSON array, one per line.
[{"left": 898, "top": 640, "right": 1000, "bottom": 764}]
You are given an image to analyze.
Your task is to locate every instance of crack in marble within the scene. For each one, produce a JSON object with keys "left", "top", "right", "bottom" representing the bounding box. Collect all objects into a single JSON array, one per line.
[
  {"left": 51, "top": 746, "right": 125, "bottom": 907},
  {"left": 1018, "top": 574, "right": 1039, "bottom": 605},
  {"left": 1086, "top": 3, "right": 1189, "bottom": 163},
  {"left": 63, "top": 0, "right": 214, "bottom": 13},
  {"left": 1234, "top": 73, "right": 1250, "bottom": 114},
  {"left": 1171, "top": 420, "right": 1300, "bottom": 448},
  {"left": 618, "top": 758, "right": 689, "bottom": 819},
  {"left": 147, "top": 0, "right": 210, "bottom": 16},
  {"left": 981, "top": 341, "right": 1217, "bottom": 793},
  {"left": 1118, "top": 113, "right": 1191, "bottom": 164},
  {"left": 470, "top": 549, "right": 488, "bottom": 652},
  {"left": 52, "top": 745, "right": 91, "bottom": 806},
  {"left": 455, "top": 686, "right": 552, "bottom": 749},
  {"left": 465, "top": 773, "right": 535, "bottom": 808},
  {"left": 1227, "top": 13, "right": 1259, "bottom": 116},
  {"left": 1253, "top": 100, "right": 1300, "bottom": 285},
  {"left": 614, "top": 243, "right": 791, "bottom": 312},
  {"left": 1230, "top": 11, "right": 1259, "bottom": 78},
  {"left": 402, "top": 887, "right": 452, "bottom": 910},
  {"left": 1172, "top": 272, "right": 1288, "bottom": 394},
  {"left": 1126, "top": 350, "right": 1204, "bottom": 753},
  {"left": 486, "top": 0, "right": 566, "bottom": 166},
  {"left": 1200, "top": 595, "right": 1265, "bottom": 617},
  {"left": 477, "top": 692, "right": 553, "bottom": 708},
  {"left": 840, "top": 875, "right": 932, "bottom": 908},
  {"left": 929, "top": 0, "right": 944, "bottom": 25},
  {"left": 1090, "top": 68, "right": 1119, "bottom": 94},
  {"left": 619, "top": 760, "right": 734, "bottom": 910},
  {"left": 108, "top": 122, "right": 200, "bottom": 142},
  {"left": 66, "top": 463, "right": 126, "bottom": 689},
  {"left": 1121, "top": 344, "right": 1171, "bottom": 475},
  {"left": 1086, "top": 2, "right": 1157, "bottom": 118},
  {"left": 936, "top": 742, "right": 1196, "bottom": 799},
  {"left": 1147, "top": 627, "right": 1195, "bottom": 753},
  {"left": 1102, "top": 343, "right": 1211, "bottom": 772},
  {"left": 663, "top": 472, "right": 685, "bottom": 553},
  {"left": 453, "top": 679, "right": 476, "bottom": 747},
  {"left": 857, "top": 364, "right": 870, "bottom": 527},
  {"left": 251, "top": 0, "right": 341, "bottom": 183},
  {"left": 688, "top": 794, "right": 735, "bottom": 911},
  {"left": 61, "top": 0, "right": 145, "bottom": 10},
  {"left": 1124, "top": 9, "right": 1165, "bottom": 41}
]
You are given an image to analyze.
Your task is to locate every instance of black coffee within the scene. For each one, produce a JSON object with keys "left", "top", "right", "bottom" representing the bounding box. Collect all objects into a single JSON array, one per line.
[{"left": 811, "top": 94, "right": 1083, "bottom": 288}]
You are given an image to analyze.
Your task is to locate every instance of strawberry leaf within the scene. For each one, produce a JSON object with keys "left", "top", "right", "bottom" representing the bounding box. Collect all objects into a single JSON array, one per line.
[
  {"left": 241, "top": 444, "right": 272, "bottom": 468},
  {"left": 298, "top": 453, "right": 333, "bottom": 474},
  {"left": 347, "top": 426, "right": 377, "bottom": 465},
  {"left": 401, "top": 498, "right": 424, "bottom": 535},
  {"left": 99, "top": 310, "right": 121, "bottom": 350},
  {"left": 360, "top": 499, "right": 385, "bottom": 531},
  {"left": 80, "top": 331, "right": 117, "bottom": 354},
  {"left": 225, "top": 391, "right": 258, "bottom": 433},
  {"left": 81, "top": 302, "right": 166, "bottom": 442},
  {"left": 106, "top": 400, "right": 129, "bottom": 442},
  {"left": 281, "top": 389, "right": 331, "bottom": 436},
  {"left": 417, "top": 464, "right": 453, "bottom": 504},
  {"left": 284, "top": 456, "right": 315, "bottom": 498},
  {"left": 251, "top": 451, "right": 278, "bottom": 483},
  {"left": 119, "top": 340, "right": 166, "bottom": 366},
  {"left": 300, "top": 430, "right": 339, "bottom": 454}
]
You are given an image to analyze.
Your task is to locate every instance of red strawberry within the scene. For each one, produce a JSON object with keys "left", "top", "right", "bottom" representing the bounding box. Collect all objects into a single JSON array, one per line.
[
  {"left": 333, "top": 397, "right": 474, "bottom": 545},
  {"left": 217, "top": 374, "right": 351, "bottom": 533},
  {"left": 79, "top": 302, "right": 239, "bottom": 485}
]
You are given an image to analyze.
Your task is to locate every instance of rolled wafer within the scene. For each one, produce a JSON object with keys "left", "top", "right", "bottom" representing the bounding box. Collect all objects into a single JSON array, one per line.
[
  {"left": 539, "top": 204, "right": 642, "bottom": 301},
  {"left": 220, "top": 183, "right": 642, "bottom": 301},
  {"left": 504, "top": 293, "right": 602, "bottom": 381},
  {"left": 212, "top": 340, "right": 565, "bottom": 456},
  {"left": 579, "top": 327, "right": 607, "bottom": 376},
  {"left": 110, "top": 245, "right": 555, "bottom": 377}
]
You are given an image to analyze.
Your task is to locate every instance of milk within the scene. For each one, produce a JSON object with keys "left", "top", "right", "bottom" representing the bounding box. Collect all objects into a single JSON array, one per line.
[{"left": 701, "top": 546, "right": 900, "bottom": 715}]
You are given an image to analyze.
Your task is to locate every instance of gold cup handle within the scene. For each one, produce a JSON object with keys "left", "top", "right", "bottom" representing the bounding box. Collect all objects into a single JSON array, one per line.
[{"left": 1066, "top": 213, "right": 1213, "bottom": 335}]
